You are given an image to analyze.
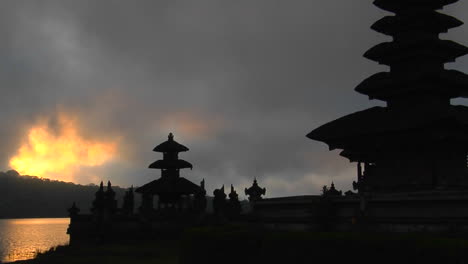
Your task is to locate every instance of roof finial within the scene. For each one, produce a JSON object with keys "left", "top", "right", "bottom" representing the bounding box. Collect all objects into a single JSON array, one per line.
[{"left": 168, "top": 133, "right": 174, "bottom": 141}]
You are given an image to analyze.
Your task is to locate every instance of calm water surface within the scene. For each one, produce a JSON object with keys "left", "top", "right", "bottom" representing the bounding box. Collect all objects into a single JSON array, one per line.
[{"left": 0, "top": 218, "right": 69, "bottom": 263}]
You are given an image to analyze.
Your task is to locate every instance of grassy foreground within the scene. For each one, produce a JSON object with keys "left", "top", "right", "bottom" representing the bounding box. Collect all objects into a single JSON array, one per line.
[
  {"left": 181, "top": 226, "right": 468, "bottom": 264},
  {"left": 16, "top": 225, "right": 468, "bottom": 264}
]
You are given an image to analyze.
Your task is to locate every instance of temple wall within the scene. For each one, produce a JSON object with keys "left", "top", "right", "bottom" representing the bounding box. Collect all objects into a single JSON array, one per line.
[
  {"left": 68, "top": 213, "right": 205, "bottom": 244},
  {"left": 68, "top": 193, "right": 468, "bottom": 243},
  {"left": 252, "top": 192, "right": 468, "bottom": 233}
]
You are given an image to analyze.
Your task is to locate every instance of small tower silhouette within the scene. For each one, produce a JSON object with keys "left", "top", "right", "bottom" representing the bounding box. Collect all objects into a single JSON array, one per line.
[
  {"left": 91, "top": 181, "right": 105, "bottom": 214},
  {"left": 213, "top": 185, "right": 227, "bottom": 215},
  {"left": 122, "top": 186, "right": 134, "bottom": 216},
  {"left": 104, "top": 181, "right": 117, "bottom": 215},
  {"left": 68, "top": 202, "right": 80, "bottom": 218},
  {"left": 227, "top": 184, "right": 241, "bottom": 217},
  {"left": 193, "top": 179, "right": 207, "bottom": 213}
]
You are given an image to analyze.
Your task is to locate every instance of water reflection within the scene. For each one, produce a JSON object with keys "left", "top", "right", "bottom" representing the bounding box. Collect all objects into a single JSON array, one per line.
[{"left": 0, "top": 218, "right": 69, "bottom": 263}]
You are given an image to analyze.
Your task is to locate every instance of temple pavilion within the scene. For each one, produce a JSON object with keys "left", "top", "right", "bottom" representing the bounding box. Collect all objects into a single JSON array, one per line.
[
  {"left": 136, "top": 133, "right": 203, "bottom": 210},
  {"left": 308, "top": 0, "right": 468, "bottom": 193}
]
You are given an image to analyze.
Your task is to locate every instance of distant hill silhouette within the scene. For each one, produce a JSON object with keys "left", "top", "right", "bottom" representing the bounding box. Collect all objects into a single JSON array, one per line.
[{"left": 0, "top": 170, "right": 130, "bottom": 218}]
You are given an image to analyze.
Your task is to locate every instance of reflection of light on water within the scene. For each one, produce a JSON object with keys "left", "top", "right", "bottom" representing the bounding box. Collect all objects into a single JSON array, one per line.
[{"left": 0, "top": 218, "right": 70, "bottom": 262}]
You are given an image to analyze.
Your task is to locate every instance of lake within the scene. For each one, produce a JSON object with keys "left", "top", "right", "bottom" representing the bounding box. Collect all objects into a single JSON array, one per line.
[{"left": 0, "top": 218, "right": 70, "bottom": 263}]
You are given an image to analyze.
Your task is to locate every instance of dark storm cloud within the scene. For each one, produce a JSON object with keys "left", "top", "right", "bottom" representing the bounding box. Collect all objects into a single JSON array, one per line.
[{"left": 2, "top": 0, "right": 468, "bottom": 197}]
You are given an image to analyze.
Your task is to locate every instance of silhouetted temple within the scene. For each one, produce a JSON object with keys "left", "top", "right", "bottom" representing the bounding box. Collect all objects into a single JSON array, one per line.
[
  {"left": 67, "top": 1, "right": 468, "bottom": 240},
  {"left": 136, "top": 133, "right": 203, "bottom": 212}
]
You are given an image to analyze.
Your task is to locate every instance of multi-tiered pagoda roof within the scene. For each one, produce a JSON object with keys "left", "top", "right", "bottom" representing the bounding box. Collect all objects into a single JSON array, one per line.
[
  {"left": 308, "top": 0, "right": 468, "bottom": 192},
  {"left": 136, "top": 133, "right": 201, "bottom": 203}
]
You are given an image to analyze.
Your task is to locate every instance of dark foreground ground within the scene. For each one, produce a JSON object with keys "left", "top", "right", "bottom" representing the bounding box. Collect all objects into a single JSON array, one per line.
[{"left": 12, "top": 225, "right": 468, "bottom": 264}]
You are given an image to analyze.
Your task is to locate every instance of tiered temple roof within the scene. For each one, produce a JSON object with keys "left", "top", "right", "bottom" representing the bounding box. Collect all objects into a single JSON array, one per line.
[
  {"left": 136, "top": 133, "right": 201, "bottom": 203},
  {"left": 308, "top": 0, "right": 468, "bottom": 192}
]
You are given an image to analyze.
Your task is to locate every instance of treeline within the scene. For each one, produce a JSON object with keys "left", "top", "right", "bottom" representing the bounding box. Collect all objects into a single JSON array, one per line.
[
  {"left": 0, "top": 170, "right": 250, "bottom": 218},
  {"left": 0, "top": 170, "right": 129, "bottom": 218}
]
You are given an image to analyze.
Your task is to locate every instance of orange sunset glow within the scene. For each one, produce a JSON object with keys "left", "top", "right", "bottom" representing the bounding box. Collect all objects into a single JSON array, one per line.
[{"left": 9, "top": 114, "right": 118, "bottom": 182}]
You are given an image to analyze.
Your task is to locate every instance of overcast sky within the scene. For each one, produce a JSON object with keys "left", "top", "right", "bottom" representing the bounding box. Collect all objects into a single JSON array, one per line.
[{"left": 2, "top": 0, "right": 468, "bottom": 198}]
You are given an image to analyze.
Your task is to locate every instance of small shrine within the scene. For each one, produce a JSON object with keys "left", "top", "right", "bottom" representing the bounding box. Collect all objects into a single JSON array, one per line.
[
  {"left": 135, "top": 133, "right": 203, "bottom": 212},
  {"left": 245, "top": 179, "right": 266, "bottom": 202},
  {"left": 322, "top": 182, "right": 342, "bottom": 197}
]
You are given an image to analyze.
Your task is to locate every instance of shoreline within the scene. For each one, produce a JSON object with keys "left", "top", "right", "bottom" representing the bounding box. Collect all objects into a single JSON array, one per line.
[{"left": 9, "top": 226, "right": 468, "bottom": 264}]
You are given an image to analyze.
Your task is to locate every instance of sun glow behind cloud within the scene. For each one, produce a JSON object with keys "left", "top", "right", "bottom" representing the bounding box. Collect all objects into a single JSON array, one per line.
[{"left": 9, "top": 114, "right": 119, "bottom": 182}]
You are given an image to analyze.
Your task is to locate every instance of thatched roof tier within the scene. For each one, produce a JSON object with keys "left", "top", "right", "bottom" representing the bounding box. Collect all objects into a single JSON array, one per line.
[
  {"left": 364, "top": 40, "right": 468, "bottom": 66},
  {"left": 371, "top": 12, "right": 462, "bottom": 36},
  {"left": 149, "top": 159, "right": 193, "bottom": 170},
  {"left": 153, "top": 133, "right": 189, "bottom": 153},
  {"left": 135, "top": 177, "right": 201, "bottom": 195},
  {"left": 307, "top": 105, "right": 468, "bottom": 152},
  {"left": 355, "top": 70, "right": 468, "bottom": 100},
  {"left": 339, "top": 150, "right": 377, "bottom": 163},
  {"left": 374, "top": 0, "right": 458, "bottom": 13}
]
